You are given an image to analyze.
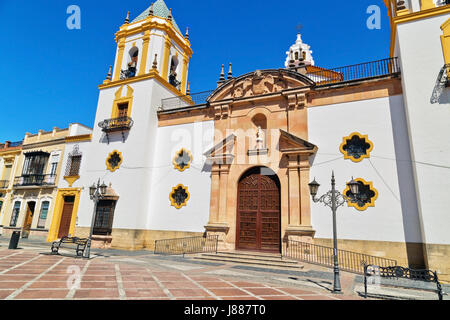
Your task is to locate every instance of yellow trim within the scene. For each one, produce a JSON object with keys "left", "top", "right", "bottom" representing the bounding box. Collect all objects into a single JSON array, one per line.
[
  {"left": 162, "top": 35, "right": 172, "bottom": 80},
  {"left": 343, "top": 178, "right": 378, "bottom": 211},
  {"left": 65, "top": 134, "right": 92, "bottom": 143},
  {"left": 138, "top": 30, "right": 151, "bottom": 76},
  {"left": 115, "top": 17, "right": 193, "bottom": 58},
  {"left": 113, "top": 39, "right": 126, "bottom": 81},
  {"left": 172, "top": 148, "right": 193, "bottom": 172},
  {"left": 47, "top": 188, "right": 81, "bottom": 242},
  {"left": 441, "top": 18, "right": 450, "bottom": 66},
  {"left": 339, "top": 132, "right": 374, "bottom": 163},
  {"left": 180, "top": 54, "right": 189, "bottom": 95},
  {"left": 421, "top": 0, "right": 437, "bottom": 11},
  {"left": 98, "top": 70, "right": 194, "bottom": 106},
  {"left": 387, "top": 5, "right": 450, "bottom": 57},
  {"left": 169, "top": 184, "right": 190, "bottom": 209},
  {"left": 111, "top": 85, "right": 134, "bottom": 119},
  {"left": 106, "top": 150, "right": 123, "bottom": 172},
  {"left": 63, "top": 176, "right": 80, "bottom": 187}
]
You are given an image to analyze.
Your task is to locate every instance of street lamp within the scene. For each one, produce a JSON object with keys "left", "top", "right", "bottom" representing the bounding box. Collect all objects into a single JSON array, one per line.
[
  {"left": 84, "top": 179, "right": 108, "bottom": 259},
  {"left": 308, "top": 172, "right": 359, "bottom": 294}
]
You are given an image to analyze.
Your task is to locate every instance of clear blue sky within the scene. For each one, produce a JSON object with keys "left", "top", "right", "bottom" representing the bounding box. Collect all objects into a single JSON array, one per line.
[{"left": 0, "top": 0, "right": 390, "bottom": 142}]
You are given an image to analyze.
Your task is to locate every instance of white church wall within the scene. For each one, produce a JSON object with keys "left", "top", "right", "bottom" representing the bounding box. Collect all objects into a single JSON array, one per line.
[
  {"left": 146, "top": 120, "right": 214, "bottom": 232},
  {"left": 396, "top": 13, "right": 450, "bottom": 245},
  {"left": 308, "top": 94, "right": 422, "bottom": 244}
]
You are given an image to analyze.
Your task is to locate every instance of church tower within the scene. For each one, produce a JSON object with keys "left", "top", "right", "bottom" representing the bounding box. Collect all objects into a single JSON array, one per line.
[
  {"left": 384, "top": 0, "right": 450, "bottom": 276},
  {"left": 284, "top": 33, "right": 315, "bottom": 69},
  {"left": 74, "top": 0, "right": 193, "bottom": 249}
]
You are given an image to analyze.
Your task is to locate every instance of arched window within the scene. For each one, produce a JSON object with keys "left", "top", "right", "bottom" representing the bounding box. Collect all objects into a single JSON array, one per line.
[
  {"left": 121, "top": 47, "right": 139, "bottom": 79},
  {"left": 169, "top": 55, "right": 180, "bottom": 88}
]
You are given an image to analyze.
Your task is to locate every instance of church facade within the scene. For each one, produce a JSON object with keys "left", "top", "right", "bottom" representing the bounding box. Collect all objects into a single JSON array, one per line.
[{"left": 1, "top": 0, "right": 449, "bottom": 282}]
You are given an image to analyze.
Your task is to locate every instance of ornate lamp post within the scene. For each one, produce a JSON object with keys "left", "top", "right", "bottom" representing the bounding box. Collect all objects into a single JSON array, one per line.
[
  {"left": 308, "top": 172, "right": 359, "bottom": 294},
  {"left": 84, "top": 179, "right": 107, "bottom": 259}
]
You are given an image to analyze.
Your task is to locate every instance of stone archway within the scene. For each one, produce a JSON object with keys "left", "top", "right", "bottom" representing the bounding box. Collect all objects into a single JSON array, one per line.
[{"left": 236, "top": 167, "right": 281, "bottom": 253}]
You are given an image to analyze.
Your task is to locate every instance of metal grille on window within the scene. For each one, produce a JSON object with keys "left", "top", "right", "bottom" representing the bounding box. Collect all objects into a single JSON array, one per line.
[
  {"left": 37, "top": 201, "right": 49, "bottom": 228},
  {"left": 93, "top": 200, "right": 115, "bottom": 235},
  {"left": 170, "top": 185, "right": 190, "bottom": 209},
  {"left": 344, "top": 179, "right": 378, "bottom": 211},
  {"left": 65, "top": 145, "right": 82, "bottom": 176},
  {"left": 173, "top": 148, "right": 192, "bottom": 171}
]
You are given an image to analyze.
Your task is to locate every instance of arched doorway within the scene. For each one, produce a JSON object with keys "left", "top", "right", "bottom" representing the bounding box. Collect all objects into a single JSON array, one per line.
[{"left": 236, "top": 167, "right": 281, "bottom": 253}]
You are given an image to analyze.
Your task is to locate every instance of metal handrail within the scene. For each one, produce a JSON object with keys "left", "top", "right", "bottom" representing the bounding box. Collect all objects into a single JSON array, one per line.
[
  {"left": 307, "top": 57, "right": 400, "bottom": 86},
  {"left": 154, "top": 235, "right": 219, "bottom": 256},
  {"left": 98, "top": 116, "right": 134, "bottom": 132},
  {"left": 283, "top": 240, "right": 397, "bottom": 274},
  {"left": 13, "top": 174, "right": 57, "bottom": 187}
]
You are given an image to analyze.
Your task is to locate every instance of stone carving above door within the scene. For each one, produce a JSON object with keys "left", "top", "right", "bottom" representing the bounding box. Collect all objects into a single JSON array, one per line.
[{"left": 207, "top": 69, "right": 314, "bottom": 103}]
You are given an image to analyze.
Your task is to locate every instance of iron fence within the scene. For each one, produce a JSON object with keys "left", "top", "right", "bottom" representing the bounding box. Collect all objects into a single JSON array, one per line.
[
  {"left": 307, "top": 57, "right": 400, "bottom": 86},
  {"left": 283, "top": 240, "right": 397, "bottom": 274},
  {"left": 154, "top": 235, "right": 219, "bottom": 256},
  {"left": 13, "top": 174, "right": 57, "bottom": 187},
  {"left": 160, "top": 90, "right": 213, "bottom": 111},
  {"left": 98, "top": 116, "right": 134, "bottom": 132}
]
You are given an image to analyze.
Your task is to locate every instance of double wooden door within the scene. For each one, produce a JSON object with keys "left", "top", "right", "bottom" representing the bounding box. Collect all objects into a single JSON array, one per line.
[
  {"left": 236, "top": 171, "right": 281, "bottom": 252},
  {"left": 22, "top": 202, "right": 35, "bottom": 239}
]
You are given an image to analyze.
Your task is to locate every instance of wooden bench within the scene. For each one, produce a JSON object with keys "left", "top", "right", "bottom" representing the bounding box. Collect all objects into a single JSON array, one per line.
[
  {"left": 51, "top": 236, "right": 89, "bottom": 257},
  {"left": 363, "top": 263, "right": 443, "bottom": 300}
]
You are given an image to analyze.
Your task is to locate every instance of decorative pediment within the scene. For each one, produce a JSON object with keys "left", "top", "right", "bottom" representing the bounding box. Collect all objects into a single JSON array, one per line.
[
  {"left": 279, "top": 129, "right": 317, "bottom": 155},
  {"left": 207, "top": 69, "right": 314, "bottom": 102},
  {"left": 204, "top": 134, "right": 236, "bottom": 164}
]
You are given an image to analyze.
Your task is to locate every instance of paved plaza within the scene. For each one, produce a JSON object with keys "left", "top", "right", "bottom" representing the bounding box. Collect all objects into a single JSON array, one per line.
[{"left": 0, "top": 237, "right": 447, "bottom": 301}]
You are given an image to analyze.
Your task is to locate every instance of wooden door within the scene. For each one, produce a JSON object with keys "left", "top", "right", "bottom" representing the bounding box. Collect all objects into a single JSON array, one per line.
[
  {"left": 58, "top": 196, "right": 75, "bottom": 239},
  {"left": 236, "top": 170, "right": 281, "bottom": 252},
  {"left": 22, "top": 202, "right": 36, "bottom": 238}
]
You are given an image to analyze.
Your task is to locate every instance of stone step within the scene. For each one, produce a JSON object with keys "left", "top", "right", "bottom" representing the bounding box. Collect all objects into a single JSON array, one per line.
[
  {"left": 206, "top": 251, "right": 297, "bottom": 263},
  {"left": 191, "top": 252, "right": 303, "bottom": 270}
]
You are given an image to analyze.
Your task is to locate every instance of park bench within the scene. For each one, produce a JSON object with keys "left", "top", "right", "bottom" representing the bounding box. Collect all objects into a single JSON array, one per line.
[
  {"left": 51, "top": 236, "right": 89, "bottom": 257},
  {"left": 363, "top": 263, "right": 444, "bottom": 300}
]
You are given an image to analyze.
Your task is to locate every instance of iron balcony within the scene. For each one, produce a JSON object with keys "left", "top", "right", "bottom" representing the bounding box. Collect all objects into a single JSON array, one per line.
[{"left": 13, "top": 174, "right": 57, "bottom": 187}]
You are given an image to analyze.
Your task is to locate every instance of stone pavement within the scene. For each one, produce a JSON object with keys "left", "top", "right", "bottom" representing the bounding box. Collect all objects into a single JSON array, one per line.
[{"left": 0, "top": 237, "right": 447, "bottom": 301}]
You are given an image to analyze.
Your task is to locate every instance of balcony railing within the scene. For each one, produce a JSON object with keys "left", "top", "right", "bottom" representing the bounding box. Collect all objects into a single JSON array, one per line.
[
  {"left": 307, "top": 57, "right": 400, "bottom": 86},
  {"left": 98, "top": 116, "right": 134, "bottom": 144},
  {"left": 98, "top": 116, "right": 134, "bottom": 133},
  {"left": 13, "top": 174, "right": 56, "bottom": 187},
  {"left": 0, "top": 180, "right": 9, "bottom": 189},
  {"left": 160, "top": 90, "right": 213, "bottom": 111},
  {"left": 158, "top": 58, "right": 401, "bottom": 111}
]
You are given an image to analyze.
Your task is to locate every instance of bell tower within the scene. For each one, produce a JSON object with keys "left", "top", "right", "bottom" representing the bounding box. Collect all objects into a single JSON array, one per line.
[
  {"left": 284, "top": 33, "right": 315, "bottom": 69},
  {"left": 75, "top": 0, "right": 194, "bottom": 249}
]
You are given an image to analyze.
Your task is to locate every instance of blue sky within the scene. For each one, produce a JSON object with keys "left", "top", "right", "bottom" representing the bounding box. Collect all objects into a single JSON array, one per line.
[{"left": 0, "top": 0, "right": 390, "bottom": 142}]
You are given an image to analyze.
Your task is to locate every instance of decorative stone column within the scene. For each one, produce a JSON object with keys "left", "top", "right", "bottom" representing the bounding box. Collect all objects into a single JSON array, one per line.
[
  {"left": 138, "top": 30, "right": 150, "bottom": 76},
  {"left": 285, "top": 151, "right": 315, "bottom": 243},
  {"left": 279, "top": 129, "right": 317, "bottom": 245},
  {"left": 205, "top": 155, "right": 233, "bottom": 251}
]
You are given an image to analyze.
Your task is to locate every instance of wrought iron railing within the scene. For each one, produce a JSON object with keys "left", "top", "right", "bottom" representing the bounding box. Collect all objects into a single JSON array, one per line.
[
  {"left": 98, "top": 116, "right": 134, "bottom": 132},
  {"left": 0, "top": 180, "right": 9, "bottom": 189},
  {"left": 160, "top": 90, "right": 213, "bottom": 111},
  {"left": 13, "top": 174, "right": 57, "bottom": 187},
  {"left": 283, "top": 240, "right": 397, "bottom": 274},
  {"left": 154, "top": 235, "right": 219, "bottom": 256},
  {"left": 307, "top": 57, "right": 400, "bottom": 86}
]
